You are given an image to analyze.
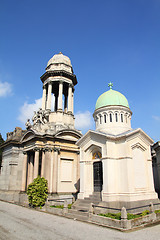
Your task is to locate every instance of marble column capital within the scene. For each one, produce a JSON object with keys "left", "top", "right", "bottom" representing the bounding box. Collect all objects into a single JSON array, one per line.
[
  {"left": 43, "top": 85, "right": 47, "bottom": 90},
  {"left": 34, "top": 148, "right": 40, "bottom": 152},
  {"left": 69, "top": 83, "right": 73, "bottom": 88},
  {"left": 53, "top": 147, "right": 60, "bottom": 154}
]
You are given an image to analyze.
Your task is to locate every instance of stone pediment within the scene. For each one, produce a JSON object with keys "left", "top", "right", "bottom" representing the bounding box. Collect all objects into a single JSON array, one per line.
[
  {"left": 55, "top": 129, "right": 82, "bottom": 142},
  {"left": 21, "top": 130, "right": 36, "bottom": 143}
]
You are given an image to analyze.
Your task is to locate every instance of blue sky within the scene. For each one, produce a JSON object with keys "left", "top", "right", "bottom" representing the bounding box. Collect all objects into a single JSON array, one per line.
[{"left": 0, "top": 0, "right": 160, "bottom": 141}]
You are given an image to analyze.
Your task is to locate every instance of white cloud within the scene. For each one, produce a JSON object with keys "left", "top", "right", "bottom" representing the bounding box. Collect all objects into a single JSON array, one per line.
[
  {"left": 152, "top": 116, "right": 160, "bottom": 122},
  {"left": 75, "top": 111, "right": 94, "bottom": 131},
  {"left": 18, "top": 95, "right": 55, "bottom": 124},
  {"left": 0, "top": 81, "right": 12, "bottom": 97},
  {"left": 18, "top": 98, "right": 42, "bottom": 124}
]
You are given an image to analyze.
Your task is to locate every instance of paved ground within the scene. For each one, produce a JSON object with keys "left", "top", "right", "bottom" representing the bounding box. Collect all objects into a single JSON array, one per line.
[{"left": 0, "top": 201, "right": 160, "bottom": 240}]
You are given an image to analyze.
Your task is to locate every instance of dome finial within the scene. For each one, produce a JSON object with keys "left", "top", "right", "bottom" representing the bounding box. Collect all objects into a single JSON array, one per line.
[{"left": 108, "top": 82, "right": 113, "bottom": 90}]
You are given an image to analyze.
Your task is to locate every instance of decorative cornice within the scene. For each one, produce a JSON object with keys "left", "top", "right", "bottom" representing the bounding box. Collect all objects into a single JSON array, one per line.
[{"left": 40, "top": 70, "right": 77, "bottom": 86}]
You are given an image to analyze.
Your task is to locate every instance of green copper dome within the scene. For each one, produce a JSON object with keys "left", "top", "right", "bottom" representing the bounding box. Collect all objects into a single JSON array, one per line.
[{"left": 95, "top": 89, "right": 129, "bottom": 110}]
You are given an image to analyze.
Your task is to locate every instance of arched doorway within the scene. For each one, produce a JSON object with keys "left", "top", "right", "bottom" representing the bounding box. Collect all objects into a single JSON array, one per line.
[{"left": 93, "top": 152, "right": 103, "bottom": 192}]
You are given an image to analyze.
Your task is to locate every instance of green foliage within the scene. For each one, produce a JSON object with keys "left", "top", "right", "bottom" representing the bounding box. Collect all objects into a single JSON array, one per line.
[
  {"left": 50, "top": 204, "right": 73, "bottom": 209},
  {"left": 0, "top": 133, "right": 4, "bottom": 170},
  {"left": 27, "top": 176, "right": 48, "bottom": 207},
  {"left": 50, "top": 205, "right": 64, "bottom": 209},
  {"left": 99, "top": 212, "right": 121, "bottom": 220},
  {"left": 99, "top": 210, "right": 150, "bottom": 220},
  {"left": 68, "top": 204, "right": 72, "bottom": 209},
  {"left": 127, "top": 210, "right": 149, "bottom": 220},
  {"left": 155, "top": 209, "right": 160, "bottom": 213}
]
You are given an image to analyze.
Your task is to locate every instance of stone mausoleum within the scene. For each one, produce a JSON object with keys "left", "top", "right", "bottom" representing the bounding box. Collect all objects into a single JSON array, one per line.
[
  {"left": 0, "top": 53, "right": 82, "bottom": 201},
  {"left": 75, "top": 83, "right": 158, "bottom": 209}
]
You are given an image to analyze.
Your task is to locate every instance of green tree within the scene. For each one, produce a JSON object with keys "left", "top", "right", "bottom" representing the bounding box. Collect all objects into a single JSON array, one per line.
[
  {"left": 27, "top": 176, "right": 48, "bottom": 207},
  {"left": 0, "top": 133, "right": 4, "bottom": 170}
]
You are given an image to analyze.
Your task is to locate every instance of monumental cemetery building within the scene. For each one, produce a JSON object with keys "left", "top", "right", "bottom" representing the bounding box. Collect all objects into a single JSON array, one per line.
[
  {"left": 0, "top": 53, "right": 82, "bottom": 201},
  {"left": 75, "top": 83, "right": 158, "bottom": 210}
]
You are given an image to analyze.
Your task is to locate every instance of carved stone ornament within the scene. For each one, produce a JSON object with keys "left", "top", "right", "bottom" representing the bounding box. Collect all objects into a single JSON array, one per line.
[
  {"left": 32, "top": 108, "right": 49, "bottom": 126},
  {"left": 25, "top": 119, "right": 31, "bottom": 130}
]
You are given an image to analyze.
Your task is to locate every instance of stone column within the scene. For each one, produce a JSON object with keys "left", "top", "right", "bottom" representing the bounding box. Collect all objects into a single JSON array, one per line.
[
  {"left": 29, "top": 154, "right": 34, "bottom": 184},
  {"left": 52, "top": 148, "right": 59, "bottom": 193},
  {"left": 41, "top": 150, "right": 45, "bottom": 177},
  {"left": 42, "top": 85, "right": 47, "bottom": 110},
  {"left": 46, "top": 82, "right": 52, "bottom": 110},
  {"left": 21, "top": 152, "right": 28, "bottom": 192},
  {"left": 68, "top": 84, "right": 72, "bottom": 113},
  {"left": 45, "top": 150, "right": 52, "bottom": 192},
  {"left": 50, "top": 150, "right": 54, "bottom": 193},
  {"left": 58, "top": 81, "right": 63, "bottom": 111},
  {"left": 33, "top": 149, "right": 39, "bottom": 179}
]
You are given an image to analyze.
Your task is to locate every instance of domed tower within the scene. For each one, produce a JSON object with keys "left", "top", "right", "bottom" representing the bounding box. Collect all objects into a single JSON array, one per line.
[
  {"left": 39, "top": 52, "right": 77, "bottom": 131},
  {"left": 93, "top": 83, "right": 132, "bottom": 135}
]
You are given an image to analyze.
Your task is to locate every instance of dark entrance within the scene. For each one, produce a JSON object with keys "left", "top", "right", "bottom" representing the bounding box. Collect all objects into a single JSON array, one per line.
[{"left": 93, "top": 161, "right": 103, "bottom": 192}]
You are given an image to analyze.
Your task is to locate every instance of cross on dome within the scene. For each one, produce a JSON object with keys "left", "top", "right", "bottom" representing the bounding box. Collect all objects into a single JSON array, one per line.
[{"left": 108, "top": 82, "right": 113, "bottom": 90}]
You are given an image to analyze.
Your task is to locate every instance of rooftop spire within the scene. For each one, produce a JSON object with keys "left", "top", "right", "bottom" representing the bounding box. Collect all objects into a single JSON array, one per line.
[{"left": 108, "top": 82, "right": 113, "bottom": 90}]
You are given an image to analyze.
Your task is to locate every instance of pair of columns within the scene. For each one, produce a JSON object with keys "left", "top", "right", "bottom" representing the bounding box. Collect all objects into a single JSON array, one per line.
[
  {"left": 41, "top": 81, "right": 74, "bottom": 113},
  {"left": 21, "top": 148, "right": 59, "bottom": 193},
  {"left": 21, "top": 150, "right": 40, "bottom": 191}
]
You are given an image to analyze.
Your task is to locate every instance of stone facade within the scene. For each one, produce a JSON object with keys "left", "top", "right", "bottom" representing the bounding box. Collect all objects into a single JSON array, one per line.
[
  {"left": 77, "top": 85, "right": 158, "bottom": 208},
  {"left": 0, "top": 53, "right": 82, "bottom": 200}
]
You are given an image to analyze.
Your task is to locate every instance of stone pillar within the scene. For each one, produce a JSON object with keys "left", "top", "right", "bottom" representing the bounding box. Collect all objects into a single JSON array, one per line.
[
  {"left": 29, "top": 154, "right": 34, "bottom": 184},
  {"left": 41, "top": 150, "right": 45, "bottom": 177},
  {"left": 53, "top": 148, "right": 59, "bottom": 193},
  {"left": 45, "top": 150, "right": 51, "bottom": 192},
  {"left": 68, "top": 84, "right": 72, "bottom": 113},
  {"left": 42, "top": 85, "right": 47, "bottom": 110},
  {"left": 21, "top": 152, "right": 28, "bottom": 191},
  {"left": 58, "top": 81, "right": 63, "bottom": 111},
  {"left": 27, "top": 154, "right": 34, "bottom": 185},
  {"left": 50, "top": 150, "right": 54, "bottom": 193},
  {"left": 46, "top": 82, "right": 52, "bottom": 110},
  {"left": 33, "top": 150, "right": 39, "bottom": 179}
]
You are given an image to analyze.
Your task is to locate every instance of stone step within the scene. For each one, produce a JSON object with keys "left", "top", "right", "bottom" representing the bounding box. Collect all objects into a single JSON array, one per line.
[
  {"left": 72, "top": 205, "right": 89, "bottom": 212},
  {"left": 73, "top": 199, "right": 100, "bottom": 205},
  {"left": 89, "top": 192, "right": 101, "bottom": 198},
  {"left": 84, "top": 197, "right": 101, "bottom": 202}
]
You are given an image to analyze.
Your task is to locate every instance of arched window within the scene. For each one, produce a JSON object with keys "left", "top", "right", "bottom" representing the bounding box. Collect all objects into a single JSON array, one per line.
[
  {"left": 100, "top": 115, "right": 102, "bottom": 124},
  {"left": 115, "top": 113, "right": 118, "bottom": 122},
  {"left": 104, "top": 114, "right": 107, "bottom": 123},
  {"left": 110, "top": 113, "right": 112, "bottom": 122},
  {"left": 121, "top": 114, "right": 123, "bottom": 122}
]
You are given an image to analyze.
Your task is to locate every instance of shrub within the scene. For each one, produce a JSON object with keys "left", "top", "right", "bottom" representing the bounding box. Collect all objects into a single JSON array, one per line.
[
  {"left": 99, "top": 212, "right": 121, "bottom": 220},
  {"left": 27, "top": 176, "right": 48, "bottom": 207},
  {"left": 99, "top": 210, "right": 150, "bottom": 220},
  {"left": 155, "top": 209, "right": 160, "bottom": 214}
]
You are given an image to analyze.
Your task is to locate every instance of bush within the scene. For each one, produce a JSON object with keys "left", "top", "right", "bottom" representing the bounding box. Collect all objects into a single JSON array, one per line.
[
  {"left": 27, "top": 176, "right": 48, "bottom": 207},
  {"left": 99, "top": 212, "right": 121, "bottom": 220},
  {"left": 99, "top": 210, "right": 150, "bottom": 220}
]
